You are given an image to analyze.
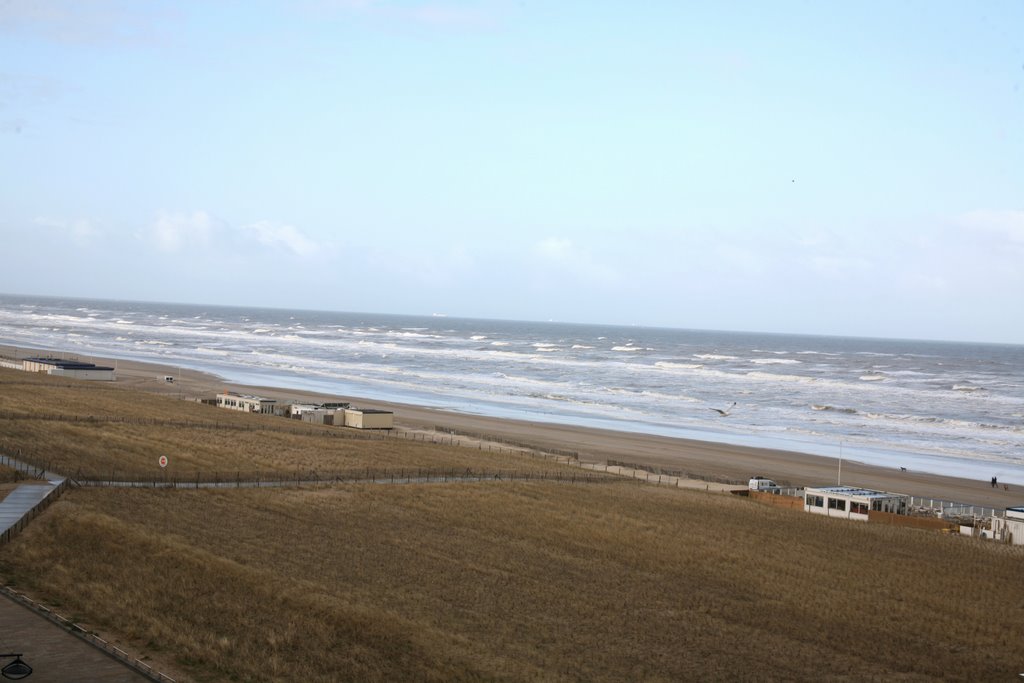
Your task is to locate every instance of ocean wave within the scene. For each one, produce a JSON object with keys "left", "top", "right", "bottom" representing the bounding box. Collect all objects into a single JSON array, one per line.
[
  {"left": 572, "top": 344, "right": 594, "bottom": 349},
  {"left": 612, "top": 346, "right": 644, "bottom": 352},
  {"left": 750, "top": 358, "right": 802, "bottom": 365},
  {"left": 859, "top": 375, "right": 886, "bottom": 381},
  {"left": 745, "top": 371, "right": 815, "bottom": 383},
  {"left": 953, "top": 384, "right": 985, "bottom": 392},
  {"left": 694, "top": 354, "right": 738, "bottom": 361},
  {"left": 655, "top": 361, "right": 704, "bottom": 370},
  {"left": 470, "top": 335, "right": 487, "bottom": 341},
  {"left": 811, "top": 404, "right": 857, "bottom": 414}
]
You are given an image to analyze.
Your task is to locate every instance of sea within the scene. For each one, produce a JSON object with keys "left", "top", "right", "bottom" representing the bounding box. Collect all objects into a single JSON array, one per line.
[{"left": 2, "top": 293, "right": 1023, "bottom": 484}]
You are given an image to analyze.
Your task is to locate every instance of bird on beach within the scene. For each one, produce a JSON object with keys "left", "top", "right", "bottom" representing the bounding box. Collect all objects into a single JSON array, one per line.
[{"left": 710, "top": 402, "right": 737, "bottom": 417}]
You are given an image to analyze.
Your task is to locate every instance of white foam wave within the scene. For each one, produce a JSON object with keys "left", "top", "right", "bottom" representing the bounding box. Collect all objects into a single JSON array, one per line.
[
  {"left": 750, "top": 358, "right": 802, "bottom": 365},
  {"left": 655, "top": 361, "right": 704, "bottom": 370},
  {"left": 859, "top": 375, "right": 886, "bottom": 381},
  {"left": 694, "top": 354, "right": 738, "bottom": 361}
]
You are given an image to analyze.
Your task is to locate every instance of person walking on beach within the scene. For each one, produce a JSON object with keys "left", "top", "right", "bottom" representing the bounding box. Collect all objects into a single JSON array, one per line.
[{"left": 991, "top": 476, "right": 998, "bottom": 488}]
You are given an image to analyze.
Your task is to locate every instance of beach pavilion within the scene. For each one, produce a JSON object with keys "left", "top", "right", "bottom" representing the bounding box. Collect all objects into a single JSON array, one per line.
[{"left": 804, "top": 485, "right": 909, "bottom": 522}]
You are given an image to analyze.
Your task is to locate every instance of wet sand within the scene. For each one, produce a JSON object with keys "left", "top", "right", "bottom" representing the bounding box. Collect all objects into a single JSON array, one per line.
[{"left": 3, "top": 344, "right": 1020, "bottom": 509}]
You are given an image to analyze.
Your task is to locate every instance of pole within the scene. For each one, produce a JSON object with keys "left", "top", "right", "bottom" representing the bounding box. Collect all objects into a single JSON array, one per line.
[{"left": 838, "top": 441, "right": 843, "bottom": 486}]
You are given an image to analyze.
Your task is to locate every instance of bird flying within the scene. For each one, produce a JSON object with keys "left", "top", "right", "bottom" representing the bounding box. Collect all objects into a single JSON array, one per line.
[{"left": 711, "top": 402, "right": 737, "bottom": 417}]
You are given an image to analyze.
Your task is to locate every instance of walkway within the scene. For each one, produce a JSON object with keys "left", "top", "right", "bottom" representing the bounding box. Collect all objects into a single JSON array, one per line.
[{"left": 0, "top": 591, "right": 153, "bottom": 683}]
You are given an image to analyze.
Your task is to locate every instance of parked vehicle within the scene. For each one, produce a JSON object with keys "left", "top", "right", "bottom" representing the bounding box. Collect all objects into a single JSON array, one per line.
[{"left": 748, "top": 476, "right": 781, "bottom": 494}]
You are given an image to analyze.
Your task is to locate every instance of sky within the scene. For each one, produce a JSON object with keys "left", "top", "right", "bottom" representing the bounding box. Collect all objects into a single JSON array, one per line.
[{"left": 1, "top": 1, "right": 1022, "bottom": 344}]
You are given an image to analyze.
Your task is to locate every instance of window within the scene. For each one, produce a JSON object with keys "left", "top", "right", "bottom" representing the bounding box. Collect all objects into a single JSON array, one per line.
[
  {"left": 851, "top": 502, "right": 868, "bottom": 515},
  {"left": 806, "top": 495, "right": 824, "bottom": 507},
  {"left": 827, "top": 498, "right": 846, "bottom": 511}
]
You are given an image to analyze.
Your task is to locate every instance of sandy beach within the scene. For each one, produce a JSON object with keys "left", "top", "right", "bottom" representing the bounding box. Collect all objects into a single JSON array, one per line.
[{"left": 3, "top": 344, "right": 1019, "bottom": 509}]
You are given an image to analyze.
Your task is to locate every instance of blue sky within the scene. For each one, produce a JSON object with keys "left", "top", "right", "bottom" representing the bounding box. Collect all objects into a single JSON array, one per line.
[{"left": 1, "top": 1, "right": 1022, "bottom": 343}]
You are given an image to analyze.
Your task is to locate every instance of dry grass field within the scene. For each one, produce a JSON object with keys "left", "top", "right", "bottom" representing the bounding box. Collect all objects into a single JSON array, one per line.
[
  {"left": 0, "top": 368, "right": 579, "bottom": 478},
  {"left": 3, "top": 484, "right": 1024, "bottom": 682},
  {"left": 3, "top": 368, "right": 1024, "bottom": 681}
]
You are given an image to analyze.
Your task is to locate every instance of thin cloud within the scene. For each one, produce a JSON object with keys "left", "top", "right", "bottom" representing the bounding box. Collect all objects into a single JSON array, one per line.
[
  {"left": 149, "top": 210, "right": 221, "bottom": 253},
  {"left": 239, "top": 220, "right": 318, "bottom": 258},
  {"left": 313, "top": 0, "right": 511, "bottom": 29},
  {"left": 34, "top": 216, "right": 100, "bottom": 245},
  {"left": 0, "top": 0, "right": 172, "bottom": 45},
  {"left": 957, "top": 209, "right": 1024, "bottom": 245}
]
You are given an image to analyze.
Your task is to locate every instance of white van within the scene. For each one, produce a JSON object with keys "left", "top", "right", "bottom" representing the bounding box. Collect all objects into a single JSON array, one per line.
[{"left": 748, "top": 476, "right": 780, "bottom": 494}]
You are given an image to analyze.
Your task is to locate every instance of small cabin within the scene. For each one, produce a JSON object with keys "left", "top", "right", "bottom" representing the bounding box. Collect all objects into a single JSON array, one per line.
[{"left": 343, "top": 408, "right": 394, "bottom": 430}]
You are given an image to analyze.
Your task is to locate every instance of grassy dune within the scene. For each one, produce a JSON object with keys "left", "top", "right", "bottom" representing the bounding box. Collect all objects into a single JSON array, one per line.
[
  {"left": 2, "top": 368, "right": 1024, "bottom": 681},
  {"left": 0, "top": 368, "right": 578, "bottom": 478},
  {"left": 4, "top": 485, "right": 1024, "bottom": 681}
]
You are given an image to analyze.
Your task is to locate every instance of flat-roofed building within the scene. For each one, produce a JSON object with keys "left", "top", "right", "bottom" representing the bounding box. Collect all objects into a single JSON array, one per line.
[
  {"left": 991, "top": 506, "right": 1024, "bottom": 545},
  {"left": 215, "top": 391, "right": 276, "bottom": 414},
  {"left": 301, "top": 409, "right": 343, "bottom": 425},
  {"left": 804, "top": 485, "right": 908, "bottom": 521},
  {"left": 343, "top": 408, "right": 393, "bottom": 430},
  {"left": 22, "top": 357, "right": 115, "bottom": 381},
  {"left": 288, "top": 403, "right": 321, "bottom": 419}
]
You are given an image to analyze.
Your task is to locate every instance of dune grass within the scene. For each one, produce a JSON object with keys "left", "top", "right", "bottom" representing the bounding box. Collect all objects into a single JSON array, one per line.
[
  {"left": 0, "top": 368, "right": 578, "bottom": 478},
  {"left": 3, "top": 367, "right": 1024, "bottom": 681},
  {"left": 3, "top": 483, "right": 1024, "bottom": 682}
]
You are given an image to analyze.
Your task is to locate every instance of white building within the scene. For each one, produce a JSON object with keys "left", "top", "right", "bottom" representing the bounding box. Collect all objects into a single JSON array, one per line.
[
  {"left": 288, "top": 403, "right": 321, "bottom": 419},
  {"left": 804, "top": 486, "right": 908, "bottom": 521},
  {"left": 343, "top": 408, "right": 394, "bottom": 430},
  {"left": 215, "top": 392, "right": 276, "bottom": 414},
  {"left": 990, "top": 507, "right": 1024, "bottom": 545},
  {"left": 22, "top": 357, "right": 115, "bottom": 381}
]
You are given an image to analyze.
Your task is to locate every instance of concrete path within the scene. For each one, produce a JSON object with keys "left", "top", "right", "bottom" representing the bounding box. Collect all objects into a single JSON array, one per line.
[{"left": 0, "top": 591, "right": 153, "bottom": 683}]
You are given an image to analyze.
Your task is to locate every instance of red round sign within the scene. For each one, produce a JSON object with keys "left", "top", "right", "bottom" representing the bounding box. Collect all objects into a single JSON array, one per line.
[{"left": 158, "top": 455, "right": 168, "bottom": 468}]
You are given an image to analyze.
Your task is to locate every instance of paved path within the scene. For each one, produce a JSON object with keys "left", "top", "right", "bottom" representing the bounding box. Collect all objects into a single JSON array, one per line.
[
  {"left": 0, "top": 483, "right": 62, "bottom": 536},
  {"left": 0, "top": 591, "right": 153, "bottom": 683}
]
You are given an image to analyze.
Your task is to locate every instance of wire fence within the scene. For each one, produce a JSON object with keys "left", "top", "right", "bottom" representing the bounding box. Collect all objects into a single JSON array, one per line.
[
  {"left": 0, "top": 586, "right": 175, "bottom": 682},
  {"left": 606, "top": 459, "right": 750, "bottom": 486},
  {"left": 69, "top": 467, "right": 620, "bottom": 489}
]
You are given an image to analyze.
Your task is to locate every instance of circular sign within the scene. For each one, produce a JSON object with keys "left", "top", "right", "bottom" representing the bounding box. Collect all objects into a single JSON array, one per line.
[{"left": 158, "top": 455, "right": 168, "bottom": 468}]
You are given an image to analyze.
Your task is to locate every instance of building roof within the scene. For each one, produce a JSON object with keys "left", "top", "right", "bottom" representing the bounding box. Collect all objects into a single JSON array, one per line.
[
  {"left": 807, "top": 485, "right": 907, "bottom": 499},
  {"left": 25, "top": 357, "right": 114, "bottom": 371},
  {"left": 221, "top": 392, "right": 275, "bottom": 402}
]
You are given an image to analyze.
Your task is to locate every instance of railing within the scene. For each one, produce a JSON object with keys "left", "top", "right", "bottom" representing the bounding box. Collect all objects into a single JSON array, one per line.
[
  {"left": 907, "top": 496, "right": 1002, "bottom": 521},
  {"left": 0, "top": 479, "right": 67, "bottom": 546},
  {"left": 0, "top": 586, "right": 175, "bottom": 682}
]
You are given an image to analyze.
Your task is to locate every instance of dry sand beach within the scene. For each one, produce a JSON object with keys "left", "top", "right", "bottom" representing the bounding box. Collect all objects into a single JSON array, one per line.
[{"left": 19, "top": 345, "right": 1015, "bottom": 511}]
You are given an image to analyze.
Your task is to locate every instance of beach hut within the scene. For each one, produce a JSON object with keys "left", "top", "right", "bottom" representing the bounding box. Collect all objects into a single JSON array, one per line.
[
  {"left": 803, "top": 485, "right": 908, "bottom": 522},
  {"left": 21, "top": 357, "right": 115, "bottom": 381},
  {"left": 990, "top": 507, "right": 1024, "bottom": 545},
  {"left": 343, "top": 408, "right": 394, "bottom": 430}
]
